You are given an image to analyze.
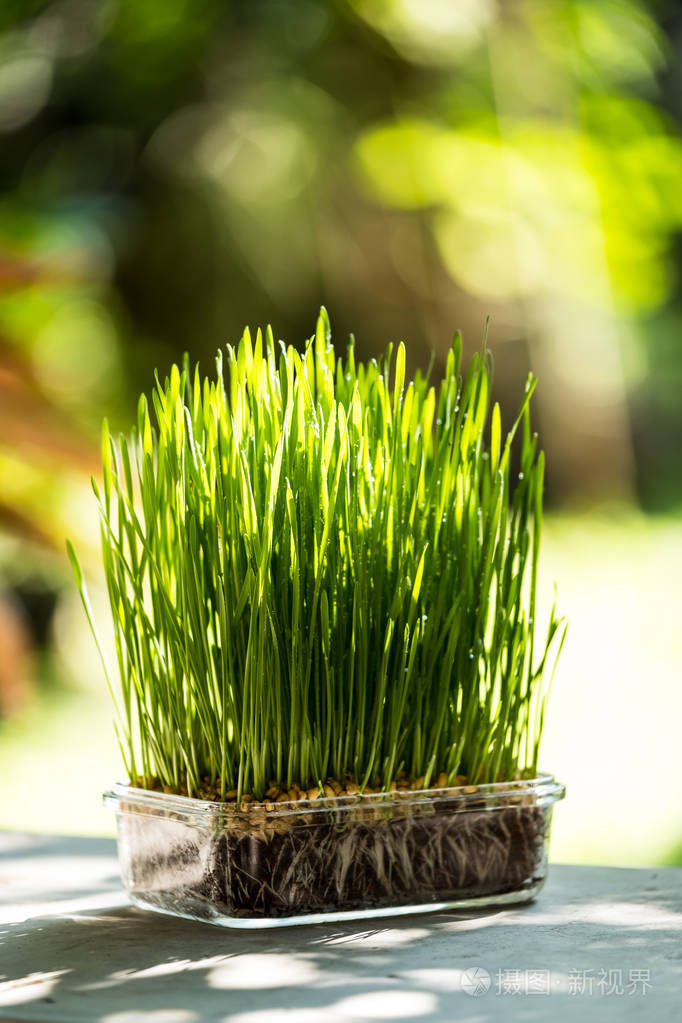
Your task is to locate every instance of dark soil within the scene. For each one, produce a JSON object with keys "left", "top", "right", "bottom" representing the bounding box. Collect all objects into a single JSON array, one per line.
[{"left": 122, "top": 799, "right": 550, "bottom": 920}]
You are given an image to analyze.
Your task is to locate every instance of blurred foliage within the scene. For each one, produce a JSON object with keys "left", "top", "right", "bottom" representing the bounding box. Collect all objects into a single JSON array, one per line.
[
  {"left": 665, "top": 839, "right": 682, "bottom": 866},
  {"left": 0, "top": 0, "right": 681, "bottom": 567}
]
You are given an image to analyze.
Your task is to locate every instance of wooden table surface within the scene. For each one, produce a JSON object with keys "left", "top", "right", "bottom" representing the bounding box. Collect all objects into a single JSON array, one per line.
[{"left": 1, "top": 831, "right": 681, "bottom": 1022}]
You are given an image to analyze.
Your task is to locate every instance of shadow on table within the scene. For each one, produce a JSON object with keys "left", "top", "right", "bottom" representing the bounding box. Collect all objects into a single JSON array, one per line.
[
  {"left": 0, "top": 834, "right": 117, "bottom": 862},
  {"left": 0, "top": 833, "right": 122, "bottom": 911}
]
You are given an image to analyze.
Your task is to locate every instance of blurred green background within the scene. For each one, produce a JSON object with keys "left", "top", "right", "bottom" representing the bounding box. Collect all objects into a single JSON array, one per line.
[{"left": 0, "top": 0, "right": 681, "bottom": 867}]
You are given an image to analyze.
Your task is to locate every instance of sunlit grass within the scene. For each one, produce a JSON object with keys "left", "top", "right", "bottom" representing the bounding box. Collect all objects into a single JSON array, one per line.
[{"left": 68, "top": 310, "right": 562, "bottom": 801}]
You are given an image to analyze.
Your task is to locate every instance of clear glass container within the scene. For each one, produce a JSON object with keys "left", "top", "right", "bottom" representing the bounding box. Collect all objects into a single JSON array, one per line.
[{"left": 104, "top": 774, "right": 565, "bottom": 928}]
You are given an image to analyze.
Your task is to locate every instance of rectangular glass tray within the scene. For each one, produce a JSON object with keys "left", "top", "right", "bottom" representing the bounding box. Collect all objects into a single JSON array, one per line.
[{"left": 104, "top": 773, "right": 565, "bottom": 928}]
